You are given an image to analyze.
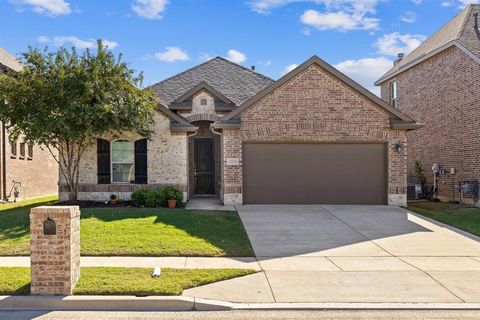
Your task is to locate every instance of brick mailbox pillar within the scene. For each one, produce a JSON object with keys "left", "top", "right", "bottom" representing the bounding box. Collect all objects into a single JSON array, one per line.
[{"left": 30, "top": 206, "right": 81, "bottom": 295}]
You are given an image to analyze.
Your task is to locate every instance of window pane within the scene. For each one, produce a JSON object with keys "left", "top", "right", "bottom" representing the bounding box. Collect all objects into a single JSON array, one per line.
[
  {"left": 112, "top": 140, "right": 134, "bottom": 162},
  {"left": 112, "top": 163, "right": 135, "bottom": 183}
]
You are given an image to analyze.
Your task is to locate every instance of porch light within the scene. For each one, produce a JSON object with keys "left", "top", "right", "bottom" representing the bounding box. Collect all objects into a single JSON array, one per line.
[{"left": 394, "top": 142, "right": 403, "bottom": 153}]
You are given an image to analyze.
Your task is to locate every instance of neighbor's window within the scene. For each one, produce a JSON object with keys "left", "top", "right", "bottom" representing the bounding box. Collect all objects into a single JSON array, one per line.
[
  {"left": 390, "top": 80, "right": 398, "bottom": 108},
  {"left": 19, "top": 142, "right": 25, "bottom": 158},
  {"left": 27, "top": 144, "right": 33, "bottom": 159},
  {"left": 10, "top": 141, "right": 17, "bottom": 158},
  {"left": 111, "top": 139, "right": 135, "bottom": 183}
]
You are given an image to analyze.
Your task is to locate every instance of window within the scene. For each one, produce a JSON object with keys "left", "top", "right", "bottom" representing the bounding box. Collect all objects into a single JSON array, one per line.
[
  {"left": 200, "top": 98, "right": 208, "bottom": 106},
  {"left": 111, "top": 140, "right": 135, "bottom": 183},
  {"left": 27, "top": 144, "right": 33, "bottom": 159},
  {"left": 19, "top": 142, "right": 25, "bottom": 158},
  {"left": 10, "top": 141, "right": 17, "bottom": 158},
  {"left": 390, "top": 80, "right": 398, "bottom": 108}
]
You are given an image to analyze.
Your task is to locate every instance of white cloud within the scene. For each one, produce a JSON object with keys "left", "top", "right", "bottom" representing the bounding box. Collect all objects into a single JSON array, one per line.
[
  {"left": 249, "top": 0, "right": 380, "bottom": 32},
  {"left": 226, "top": 49, "right": 247, "bottom": 64},
  {"left": 334, "top": 57, "right": 392, "bottom": 95},
  {"left": 154, "top": 47, "right": 189, "bottom": 63},
  {"left": 301, "top": 9, "right": 379, "bottom": 31},
  {"left": 411, "top": 0, "right": 423, "bottom": 4},
  {"left": 374, "top": 32, "right": 427, "bottom": 57},
  {"left": 37, "top": 36, "right": 118, "bottom": 49},
  {"left": 458, "top": 0, "right": 480, "bottom": 8},
  {"left": 199, "top": 53, "right": 214, "bottom": 62},
  {"left": 441, "top": 1, "right": 453, "bottom": 6},
  {"left": 281, "top": 63, "right": 299, "bottom": 75},
  {"left": 400, "top": 11, "right": 416, "bottom": 23},
  {"left": 131, "top": 0, "right": 168, "bottom": 19},
  {"left": 11, "top": 0, "right": 71, "bottom": 16}
]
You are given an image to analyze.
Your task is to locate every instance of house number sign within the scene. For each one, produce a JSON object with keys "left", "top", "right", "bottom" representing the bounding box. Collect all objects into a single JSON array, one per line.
[{"left": 226, "top": 158, "right": 239, "bottom": 166}]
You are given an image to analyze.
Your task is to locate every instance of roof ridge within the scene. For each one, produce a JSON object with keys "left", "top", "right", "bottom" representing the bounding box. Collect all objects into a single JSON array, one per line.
[
  {"left": 457, "top": 4, "right": 475, "bottom": 39},
  {"left": 149, "top": 56, "right": 274, "bottom": 89},
  {"left": 212, "top": 56, "right": 275, "bottom": 82}
]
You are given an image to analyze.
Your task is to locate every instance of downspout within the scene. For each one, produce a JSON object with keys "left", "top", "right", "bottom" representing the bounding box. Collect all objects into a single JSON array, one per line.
[
  {"left": 210, "top": 126, "right": 223, "bottom": 203},
  {"left": 1, "top": 122, "right": 6, "bottom": 202}
]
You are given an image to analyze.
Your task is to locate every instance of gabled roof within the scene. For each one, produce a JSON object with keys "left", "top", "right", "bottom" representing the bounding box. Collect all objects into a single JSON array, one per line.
[
  {"left": 169, "top": 81, "right": 236, "bottom": 111},
  {"left": 0, "top": 47, "right": 22, "bottom": 72},
  {"left": 150, "top": 57, "right": 274, "bottom": 107},
  {"left": 220, "top": 55, "right": 418, "bottom": 129},
  {"left": 376, "top": 4, "right": 480, "bottom": 85}
]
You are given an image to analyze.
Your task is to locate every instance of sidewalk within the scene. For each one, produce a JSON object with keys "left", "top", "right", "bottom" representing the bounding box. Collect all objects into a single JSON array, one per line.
[{"left": 0, "top": 256, "right": 260, "bottom": 270}]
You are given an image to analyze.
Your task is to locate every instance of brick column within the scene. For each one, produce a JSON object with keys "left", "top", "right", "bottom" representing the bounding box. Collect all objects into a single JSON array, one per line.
[{"left": 30, "top": 206, "right": 80, "bottom": 295}]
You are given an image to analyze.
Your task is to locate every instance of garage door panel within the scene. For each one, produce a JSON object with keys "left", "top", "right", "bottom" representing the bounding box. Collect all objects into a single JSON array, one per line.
[{"left": 243, "top": 143, "right": 387, "bottom": 205}]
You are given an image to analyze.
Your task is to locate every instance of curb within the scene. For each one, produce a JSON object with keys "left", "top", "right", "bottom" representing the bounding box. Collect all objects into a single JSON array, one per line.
[{"left": 2, "top": 296, "right": 480, "bottom": 311}]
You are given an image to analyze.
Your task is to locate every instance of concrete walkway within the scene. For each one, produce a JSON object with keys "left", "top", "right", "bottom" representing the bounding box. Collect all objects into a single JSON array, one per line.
[
  {"left": 184, "top": 205, "right": 480, "bottom": 304},
  {"left": 0, "top": 256, "right": 260, "bottom": 270},
  {"left": 186, "top": 198, "right": 235, "bottom": 211}
]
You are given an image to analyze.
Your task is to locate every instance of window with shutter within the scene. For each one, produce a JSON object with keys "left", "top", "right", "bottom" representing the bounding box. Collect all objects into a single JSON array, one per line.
[
  {"left": 97, "top": 139, "right": 110, "bottom": 184},
  {"left": 135, "top": 138, "right": 148, "bottom": 184}
]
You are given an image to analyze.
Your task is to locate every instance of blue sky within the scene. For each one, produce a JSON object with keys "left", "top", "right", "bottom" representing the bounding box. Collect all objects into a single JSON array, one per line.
[{"left": 0, "top": 0, "right": 477, "bottom": 94}]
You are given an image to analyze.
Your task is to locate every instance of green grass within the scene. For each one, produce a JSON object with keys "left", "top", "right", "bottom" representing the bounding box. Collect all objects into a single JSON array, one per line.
[
  {"left": 0, "top": 267, "right": 255, "bottom": 296},
  {"left": 0, "top": 200, "right": 254, "bottom": 257},
  {"left": 407, "top": 201, "right": 480, "bottom": 237}
]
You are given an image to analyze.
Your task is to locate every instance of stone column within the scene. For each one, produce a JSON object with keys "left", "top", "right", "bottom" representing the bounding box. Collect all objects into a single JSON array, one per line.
[{"left": 30, "top": 206, "right": 80, "bottom": 295}]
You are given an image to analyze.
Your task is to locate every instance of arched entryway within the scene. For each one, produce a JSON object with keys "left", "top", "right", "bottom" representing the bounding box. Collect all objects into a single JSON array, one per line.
[{"left": 188, "top": 121, "right": 221, "bottom": 198}]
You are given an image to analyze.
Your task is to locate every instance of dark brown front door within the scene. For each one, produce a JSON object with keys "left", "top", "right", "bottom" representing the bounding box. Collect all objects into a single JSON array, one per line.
[
  {"left": 194, "top": 138, "right": 215, "bottom": 195},
  {"left": 243, "top": 143, "right": 387, "bottom": 205}
]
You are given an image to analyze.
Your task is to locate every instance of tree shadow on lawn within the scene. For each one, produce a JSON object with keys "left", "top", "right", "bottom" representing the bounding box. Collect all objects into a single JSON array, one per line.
[
  {"left": 80, "top": 207, "right": 254, "bottom": 257},
  {"left": 0, "top": 199, "right": 57, "bottom": 241}
]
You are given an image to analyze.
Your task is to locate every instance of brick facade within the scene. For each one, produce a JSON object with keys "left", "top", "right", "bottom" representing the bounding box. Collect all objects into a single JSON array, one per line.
[
  {"left": 0, "top": 63, "right": 58, "bottom": 202},
  {"left": 380, "top": 46, "right": 480, "bottom": 203},
  {"left": 223, "top": 63, "right": 408, "bottom": 206},
  {"left": 30, "top": 206, "right": 80, "bottom": 295}
]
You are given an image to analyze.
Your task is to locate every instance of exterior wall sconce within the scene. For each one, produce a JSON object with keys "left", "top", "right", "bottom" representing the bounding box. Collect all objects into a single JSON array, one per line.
[{"left": 394, "top": 142, "right": 403, "bottom": 153}]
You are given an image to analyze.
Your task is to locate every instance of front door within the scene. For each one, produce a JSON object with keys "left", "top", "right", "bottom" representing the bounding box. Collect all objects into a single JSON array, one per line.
[{"left": 194, "top": 138, "right": 215, "bottom": 195}]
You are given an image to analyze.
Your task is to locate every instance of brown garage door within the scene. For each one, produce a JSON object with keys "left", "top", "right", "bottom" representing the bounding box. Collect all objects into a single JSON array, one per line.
[{"left": 243, "top": 143, "right": 387, "bottom": 205}]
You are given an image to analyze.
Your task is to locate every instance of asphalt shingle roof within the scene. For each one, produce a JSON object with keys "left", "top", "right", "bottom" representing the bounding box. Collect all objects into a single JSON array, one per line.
[
  {"left": 150, "top": 57, "right": 274, "bottom": 107},
  {"left": 0, "top": 47, "right": 22, "bottom": 72},
  {"left": 377, "top": 4, "right": 480, "bottom": 84}
]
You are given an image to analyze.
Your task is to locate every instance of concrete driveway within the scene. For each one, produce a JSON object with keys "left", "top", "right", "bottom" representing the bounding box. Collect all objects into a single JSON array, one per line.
[{"left": 184, "top": 205, "right": 480, "bottom": 304}]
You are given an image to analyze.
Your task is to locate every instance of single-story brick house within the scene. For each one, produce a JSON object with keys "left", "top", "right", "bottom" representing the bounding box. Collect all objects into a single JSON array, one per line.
[{"left": 60, "top": 55, "right": 421, "bottom": 206}]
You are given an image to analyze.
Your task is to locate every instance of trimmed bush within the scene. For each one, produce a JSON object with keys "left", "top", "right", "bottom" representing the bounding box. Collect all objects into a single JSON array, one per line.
[{"left": 131, "top": 187, "right": 182, "bottom": 208}]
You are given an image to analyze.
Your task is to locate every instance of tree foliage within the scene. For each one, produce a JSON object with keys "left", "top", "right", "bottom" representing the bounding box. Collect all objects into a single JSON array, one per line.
[{"left": 0, "top": 41, "right": 156, "bottom": 200}]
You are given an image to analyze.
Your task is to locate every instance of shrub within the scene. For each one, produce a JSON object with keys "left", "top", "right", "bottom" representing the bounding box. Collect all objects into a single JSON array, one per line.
[
  {"left": 163, "top": 186, "right": 183, "bottom": 203},
  {"left": 131, "top": 187, "right": 182, "bottom": 207}
]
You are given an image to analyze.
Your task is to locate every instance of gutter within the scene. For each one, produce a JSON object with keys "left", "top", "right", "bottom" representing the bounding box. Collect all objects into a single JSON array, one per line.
[
  {"left": 390, "top": 120, "right": 424, "bottom": 130},
  {"left": 211, "top": 119, "right": 241, "bottom": 129}
]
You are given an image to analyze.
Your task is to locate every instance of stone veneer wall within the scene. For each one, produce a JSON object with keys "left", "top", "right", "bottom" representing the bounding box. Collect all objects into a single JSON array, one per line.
[
  {"left": 223, "top": 63, "right": 408, "bottom": 206},
  {"left": 381, "top": 46, "right": 480, "bottom": 203},
  {"left": 59, "top": 112, "right": 188, "bottom": 202},
  {"left": 30, "top": 206, "right": 80, "bottom": 295}
]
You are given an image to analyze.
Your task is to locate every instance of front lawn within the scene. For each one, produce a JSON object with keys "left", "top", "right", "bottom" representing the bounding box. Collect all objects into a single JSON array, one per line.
[
  {"left": 407, "top": 201, "right": 480, "bottom": 237},
  {"left": 0, "top": 201, "right": 254, "bottom": 257},
  {"left": 0, "top": 267, "right": 255, "bottom": 296}
]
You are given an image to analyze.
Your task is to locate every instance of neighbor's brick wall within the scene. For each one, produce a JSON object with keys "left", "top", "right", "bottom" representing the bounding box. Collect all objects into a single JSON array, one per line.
[
  {"left": 30, "top": 206, "right": 80, "bottom": 295},
  {"left": 0, "top": 67, "right": 58, "bottom": 202},
  {"left": 223, "top": 63, "right": 408, "bottom": 205},
  {"left": 380, "top": 46, "right": 480, "bottom": 201},
  {"left": 59, "top": 112, "right": 188, "bottom": 202}
]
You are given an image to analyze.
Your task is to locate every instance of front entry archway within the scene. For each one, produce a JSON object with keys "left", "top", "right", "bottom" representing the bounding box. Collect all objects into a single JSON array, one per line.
[{"left": 188, "top": 121, "right": 221, "bottom": 198}]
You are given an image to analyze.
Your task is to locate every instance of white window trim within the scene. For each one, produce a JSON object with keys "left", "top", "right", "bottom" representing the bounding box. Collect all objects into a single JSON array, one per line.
[
  {"left": 110, "top": 139, "right": 135, "bottom": 184},
  {"left": 390, "top": 80, "right": 397, "bottom": 108}
]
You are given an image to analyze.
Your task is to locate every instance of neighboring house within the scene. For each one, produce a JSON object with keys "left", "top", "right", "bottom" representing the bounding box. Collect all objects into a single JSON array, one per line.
[
  {"left": 375, "top": 4, "right": 480, "bottom": 203},
  {"left": 62, "top": 55, "right": 420, "bottom": 206},
  {"left": 0, "top": 47, "right": 58, "bottom": 202}
]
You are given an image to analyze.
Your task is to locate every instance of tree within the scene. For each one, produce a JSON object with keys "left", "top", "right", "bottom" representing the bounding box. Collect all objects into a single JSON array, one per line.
[{"left": 0, "top": 41, "right": 156, "bottom": 201}]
